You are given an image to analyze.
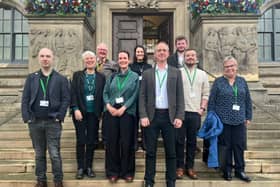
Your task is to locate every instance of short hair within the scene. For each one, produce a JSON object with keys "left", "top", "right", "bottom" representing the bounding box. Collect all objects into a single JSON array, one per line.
[
  {"left": 156, "top": 41, "right": 169, "bottom": 51},
  {"left": 118, "top": 50, "right": 130, "bottom": 58},
  {"left": 97, "top": 42, "right": 108, "bottom": 50},
  {"left": 223, "top": 56, "right": 237, "bottom": 65},
  {"left": 133, "top": 45, "right": 148, "bottom": 63},
  {"left": 185, "top": 48, "right": 197, "bottom": 53},
  {"left": 175, "top": 35, "right": 188, "bottom": 44},
  {"left": 82, "top": 50, "right": 96, "bottom": 59}
]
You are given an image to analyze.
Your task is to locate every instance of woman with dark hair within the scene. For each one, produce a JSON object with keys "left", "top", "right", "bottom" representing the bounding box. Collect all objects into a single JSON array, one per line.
[
  {"left": 103, "top": 50, "right": 139, "bottom": 183},
  {"left": 129, "top": 45, "right": 152, "bottom": 150},
  {"left": 70, "top": 51, "right": 106, "bottom": 179}
]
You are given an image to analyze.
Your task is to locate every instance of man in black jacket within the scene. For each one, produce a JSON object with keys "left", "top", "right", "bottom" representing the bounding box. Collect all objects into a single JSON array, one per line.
[
  {"left": 21, "top": 48, "right": 70, "bottom": 187},
  {"left": 167, "top": 35, "right": 188, "bottom": 68}
]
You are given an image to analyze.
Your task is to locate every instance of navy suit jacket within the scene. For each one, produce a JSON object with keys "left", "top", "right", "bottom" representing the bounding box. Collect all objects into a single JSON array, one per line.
[{"left": 21, "top": 70, "right": 70, "bottom": 123}]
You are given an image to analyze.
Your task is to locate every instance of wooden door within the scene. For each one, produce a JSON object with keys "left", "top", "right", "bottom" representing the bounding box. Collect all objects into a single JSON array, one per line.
[{"left": 113, "top": 14, "right": 143, "bottom": 62}]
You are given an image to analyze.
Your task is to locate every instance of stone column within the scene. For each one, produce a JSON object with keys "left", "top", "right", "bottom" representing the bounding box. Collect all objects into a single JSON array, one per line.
[
  {"left": 26, "top": 14, "right": 95, "bottom": 79},
  {"left": 190, "top": 14, "right": 260, "bottom": 81}
]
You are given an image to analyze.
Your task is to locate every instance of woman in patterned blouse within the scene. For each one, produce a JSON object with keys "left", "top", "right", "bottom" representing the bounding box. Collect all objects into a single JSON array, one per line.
[{"left": 207, "top": 56, "right": 252, "bottom": 182}]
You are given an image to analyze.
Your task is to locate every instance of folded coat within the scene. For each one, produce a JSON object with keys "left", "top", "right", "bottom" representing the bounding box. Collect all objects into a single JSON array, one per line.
[{"left": 197, "top": 111, "right": 223, "bottom": 168}]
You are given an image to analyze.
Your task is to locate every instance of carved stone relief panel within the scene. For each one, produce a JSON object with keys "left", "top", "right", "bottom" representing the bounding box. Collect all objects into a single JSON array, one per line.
[
  {"left": 29, "top": 28, "right": 84, "bottom": 78},
  {"left": 204, "top": 26, "right": 258, "bottom": 75},
  {"left": 128, "top": 0, "right": 159, "bottom": 9}
]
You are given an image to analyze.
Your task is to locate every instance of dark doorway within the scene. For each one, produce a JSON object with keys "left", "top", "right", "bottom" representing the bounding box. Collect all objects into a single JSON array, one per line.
[{"left": 112, "top": 13, "right": 173, "bottom": 62}]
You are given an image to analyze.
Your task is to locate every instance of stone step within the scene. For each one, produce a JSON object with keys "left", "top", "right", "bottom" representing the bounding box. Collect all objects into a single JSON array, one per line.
[
  {"left": 0, "top": 64, "right": 28, "bottom": 78},
  {"left": 0, "top": 159, "right": 277, "bottom": 174},
  {"left": 0, "top": 78, "right": 26, "bottom": 88},
  {"left": 0, "top": 172, "right": 279, "bottom": 187},
  {"left": 1, "top": 128, "right": 278, "bottom": 140},
  {"left": 248, "top": 123, "right": 280, "bottom": 130},
  {"left": 0, "top": 148, "right": 278, "bottom": 161}
]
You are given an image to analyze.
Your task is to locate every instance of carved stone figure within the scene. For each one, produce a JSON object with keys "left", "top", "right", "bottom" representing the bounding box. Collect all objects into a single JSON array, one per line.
[{"left": 128, "top": 0, "right": 159, "bottom": 9}]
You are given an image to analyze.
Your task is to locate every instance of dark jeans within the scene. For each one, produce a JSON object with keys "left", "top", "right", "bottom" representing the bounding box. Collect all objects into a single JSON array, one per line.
[
  {"left": 176, "top": 112, "right": 201, "bottom": 169},
  {"left": 73, "top": 112, "right": 99, "bottom": 169},
  {"left": 219, "top": 123, "right": 246, "bottom": 173},
  {"left": 104, "top": 111, "right": 136, "bottom": 178},
  {"left": 28, "top": 119, "right": 63, "bottom": 183},
  {"left": 144, "top": 110, "right": 176, "bottom": 186}
]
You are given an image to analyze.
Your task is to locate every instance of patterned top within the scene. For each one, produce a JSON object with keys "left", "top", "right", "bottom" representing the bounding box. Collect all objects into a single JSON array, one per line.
[{"left": 208, "top": 76, "right": 252, "bottom": 125}]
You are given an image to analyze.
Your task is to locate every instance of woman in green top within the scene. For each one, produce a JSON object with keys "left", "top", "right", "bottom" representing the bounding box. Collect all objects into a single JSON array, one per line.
[
  {"left": 103, "top": 50, "right": 139, "bottom": 183},
  {"left": 70, "top": 51, "right": 106, "bottom": 179}
]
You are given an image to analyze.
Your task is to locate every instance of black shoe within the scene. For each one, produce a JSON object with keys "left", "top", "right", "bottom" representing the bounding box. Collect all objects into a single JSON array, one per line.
[
  {"left": 235, "top": 171, "right": 251, "bottom": 182},
  {"left": 76, "top": 168, "right": 84, "bottom": 179},
  {"left": 144, "top": 181, "right": 154, "bottom": 187},
  {"left": 223, "top": 172, "right": 232, "bottom": 181},
  {"left": 34, "top": 181, "right": 47, "bottom": 187},
  {"left": 85, "top": 168, "right": 96, "bottom": 178}
]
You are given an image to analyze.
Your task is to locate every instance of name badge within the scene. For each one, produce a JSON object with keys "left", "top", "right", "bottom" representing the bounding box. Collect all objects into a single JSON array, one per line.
[
  {"left": 190, "top": 91, "right": 196, "bottom": 98},
  {"left": 40, "top": 100, "right": 49, "bottom": 107},
  {"left": 86, "top": 95, "right": 94, "bottom": 101},
  {"left": 156, "top": 95, "right": 163, "bottom": 104},
  {"left": 232, "top": 104, "right": 240, "bottom": 111},
  {"left": 115, "top": 97, "right": 124, "bottom": 104},
  {"left": 139, "top": 76, "right": 142, "bottom": 81}
]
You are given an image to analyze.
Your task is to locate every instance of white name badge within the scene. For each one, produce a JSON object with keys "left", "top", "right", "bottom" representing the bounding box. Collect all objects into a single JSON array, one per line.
[
  {"left": 115, "top": 97, "right": 124, "bottom": 104},
  {"left": 156, "top": 95, "right": 163, "bottom": 103},
  {"left": 40, "top": 100, "right": 49, "bottom": 107},
  {"left": 232, "top": 104, "right": 240, "bottom": 111},
  {"left": 190, "top": 91, "right": 196, "bottom": 98},
  {"left": 139, "top": 76, "right": 142, "bottom": 80},
  {"left": 86, "top": 95, "right": 94, "bottom": 101}
]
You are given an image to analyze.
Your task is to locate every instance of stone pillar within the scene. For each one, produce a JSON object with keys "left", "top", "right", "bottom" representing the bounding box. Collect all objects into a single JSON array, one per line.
[
  {"left": 190, "top": 14, "right": 260, "bottom": 81},
  {"left": 26, "top": 15, "right": 95, "bottom": 79}
]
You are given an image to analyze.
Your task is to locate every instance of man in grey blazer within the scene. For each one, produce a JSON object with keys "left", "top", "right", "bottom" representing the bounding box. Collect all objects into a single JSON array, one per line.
[{"left": 139, "top": 42, "right": 185, "bottom": 187}]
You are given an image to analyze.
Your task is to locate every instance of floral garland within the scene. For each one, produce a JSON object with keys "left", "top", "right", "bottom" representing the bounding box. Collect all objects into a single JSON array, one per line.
[
  {"left": 25, "top": 0, "right": 96, "bottom": 17},
  {"left": 190, "top": 0, "right": 264, "bottom": 19}
]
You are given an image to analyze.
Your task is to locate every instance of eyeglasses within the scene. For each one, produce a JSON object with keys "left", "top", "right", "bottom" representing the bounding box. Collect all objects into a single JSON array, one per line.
[{"left": 224, "top": 64, "right": 236, "bottom": 69}]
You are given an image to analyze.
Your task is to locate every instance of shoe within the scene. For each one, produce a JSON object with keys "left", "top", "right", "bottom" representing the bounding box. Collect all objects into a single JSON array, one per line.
[
  {"left": 186, "top": 169, "right": 198, "bottom": 179},
  {"left": 85, "top": 168, "right": 96, "bottom": 178},
  {"left": 144, "top": 182, "right": 154, "bottom": 187},
  {"left": 235, "top": 171, "right": 251, "bottom": 182},
  {"left": 108, "top": 176, "right": 118, "bottom": 183},
  {"left": 76, "top": 168, "right": 84, "bottom": 179},
  {"left": 125, "top": 176, "right": 134, "bottom": 183},
  {"left": 54, "top": 182, "right": 64, "bottom": 187},
  {"left": 223, "top": 172, "right": 232, "bottom": 181},
  {"left": 34, "top": 181, "right": 47, "bottom": 187},
  {"left": 176, "top": 168, "right": 184, "bottom": 179}
]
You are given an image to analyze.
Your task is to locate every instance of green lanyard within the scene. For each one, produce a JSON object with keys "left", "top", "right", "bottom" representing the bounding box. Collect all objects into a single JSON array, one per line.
[
  {"left": 117, "top": 71, "right": 131, "bottom": 92},
  {"left": 156, "top": 69, "right": 167, "bottom": 89},
  {"left": 184, "top": 66, "right": 197, "bottom": 88},
  {"left": 39, "top": 76, "right": 50, "bottom": 99},
  {"left": 232, "top": 84, "right": 238, "bottom": 103},
  {"left": 85, "top": 74, "right": 95, "bottom": 93}
]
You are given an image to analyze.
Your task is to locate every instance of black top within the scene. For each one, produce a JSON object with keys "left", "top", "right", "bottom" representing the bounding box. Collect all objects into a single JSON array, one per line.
[{"left": 129, "top": 61, "right": 152, "bottom": 77}]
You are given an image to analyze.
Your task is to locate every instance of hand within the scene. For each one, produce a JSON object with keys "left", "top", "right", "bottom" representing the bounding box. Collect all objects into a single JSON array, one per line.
[
  {"left": 107, "top": 104, "right": 118, "bottom": 116},
  {"left": 74, "top": 110, "right": 83, "bottom": 121},
  {"left": 245, "top": 120, "right": 251, "bottom": 126},
  {"left": 141, "top": 117, "right": 150, "bottom": 127},
  {"left": 173, "top": 118, "right": 182, "bottom": 128},
  {"left": 116, "top": 106, "right": 126, "bottom": 117}
]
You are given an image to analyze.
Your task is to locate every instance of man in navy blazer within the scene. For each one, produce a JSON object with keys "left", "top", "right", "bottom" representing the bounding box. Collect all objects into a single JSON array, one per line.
[
  {"left": 139, "top": 42, "right": 184, "bottom": 187},
  {"left": 21, "top": 48, "right": 70, "bottom": 187}
]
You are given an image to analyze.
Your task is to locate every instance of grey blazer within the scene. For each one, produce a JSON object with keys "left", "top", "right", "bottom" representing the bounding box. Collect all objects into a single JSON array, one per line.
[{"left": 139, "top": 65, "right": 185, "bottom": 123}]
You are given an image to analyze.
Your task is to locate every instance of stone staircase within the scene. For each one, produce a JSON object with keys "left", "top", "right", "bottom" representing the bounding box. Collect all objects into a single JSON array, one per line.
[{"left": 0, "top": 65, "right": 279, "bottom": 187}]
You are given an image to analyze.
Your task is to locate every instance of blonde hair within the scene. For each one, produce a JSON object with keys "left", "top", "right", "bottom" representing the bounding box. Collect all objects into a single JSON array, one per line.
[{"left": 223, "top": 56, "right": 237, "bottom": 65}]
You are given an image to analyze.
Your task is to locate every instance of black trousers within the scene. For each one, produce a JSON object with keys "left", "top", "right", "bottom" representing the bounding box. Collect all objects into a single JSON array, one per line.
[
  {"left": 219, "top": 123, "right": 246, "bottom": 173},
  {"left": 104, "top": 111, "right": 136, "bottom": 178},
  {"left": 144, "top": 110, "right": 176, "bottom": 186},
  {"left": 73, "top": 112, "right": 99, "bottom": 169},
  {"left": 176, "top": 112, "right": 201, "bottom": 169}
]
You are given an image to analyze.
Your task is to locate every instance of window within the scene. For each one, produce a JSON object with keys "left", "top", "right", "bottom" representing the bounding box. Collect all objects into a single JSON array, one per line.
[
  {"left": 258, "top": 4, "right": 280, "bottom": 62},
  {"left": 0, "top": 7, "right": 28, "bottom": 64}
]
